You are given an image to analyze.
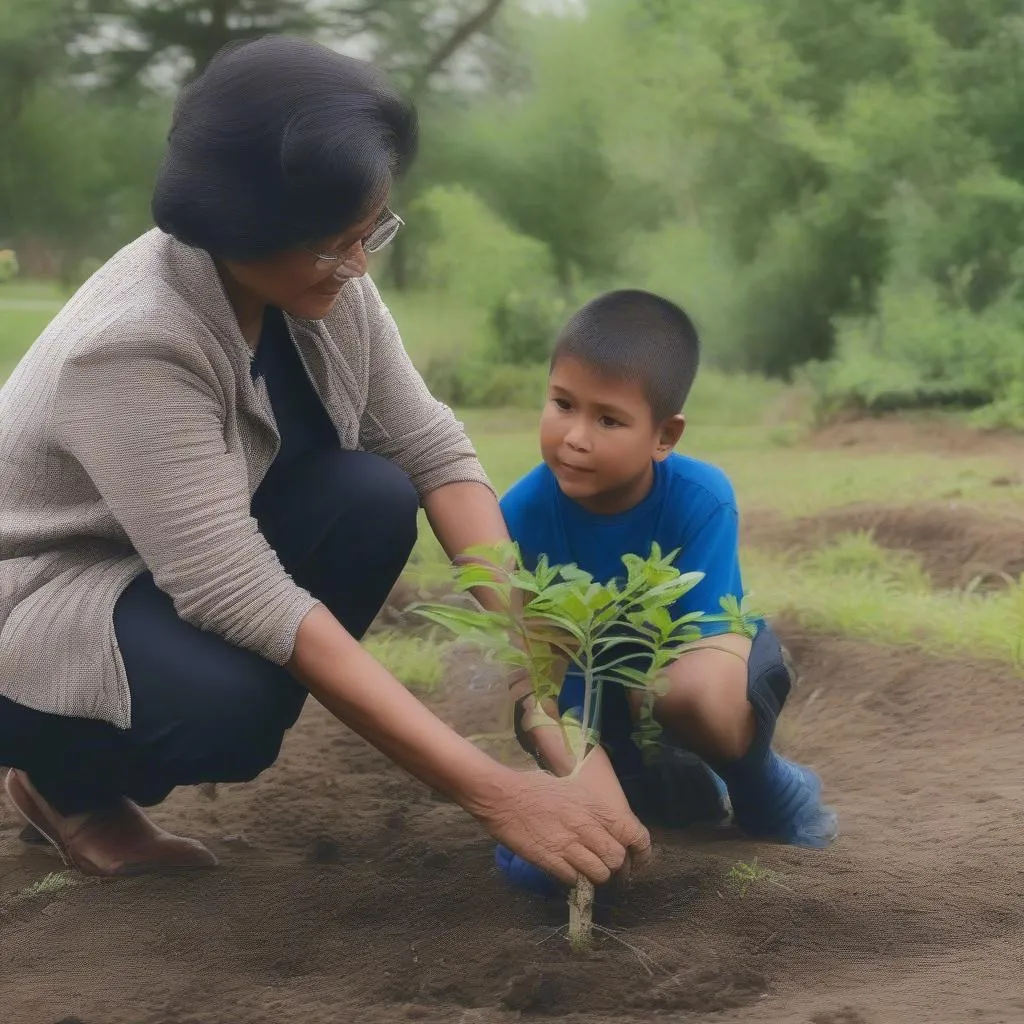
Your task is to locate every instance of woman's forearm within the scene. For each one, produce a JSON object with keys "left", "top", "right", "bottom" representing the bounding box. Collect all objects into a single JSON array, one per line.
[
  {"left": 423, "top": 480, "right": 513, "bottom": 612},
  {"left": 423, "top": 480, "right": 510, "bottom": 555},
  {"left": 287, "top": 603, "right": 508, "bottom": 814}
]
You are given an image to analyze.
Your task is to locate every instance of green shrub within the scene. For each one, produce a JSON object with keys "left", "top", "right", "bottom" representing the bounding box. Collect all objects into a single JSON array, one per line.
[
  {"left": 488, "top": 289, "right": 567, "bottom": 366},
  {"left": 408, "top": 185, "right": 555, "bottom": 310},
  {"left": 804, "top": 278, "right": 1024, "bottom": 424},
  {"left": 0, "top": 250, "right": 19, "bottom": 284},
  {"left": 423, "top": 354, "right": 547, "bottom": 409}
]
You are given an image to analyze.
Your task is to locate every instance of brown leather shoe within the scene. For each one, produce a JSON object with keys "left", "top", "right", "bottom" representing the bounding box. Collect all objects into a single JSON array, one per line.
[{"left": 5, "top": 768, "right": 218, "bottom": 876}]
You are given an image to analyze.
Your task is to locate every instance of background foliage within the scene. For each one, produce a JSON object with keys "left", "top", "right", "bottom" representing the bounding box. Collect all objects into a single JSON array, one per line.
[{"left": 2, "top": 0, "right": 1023, "bottom": 425}]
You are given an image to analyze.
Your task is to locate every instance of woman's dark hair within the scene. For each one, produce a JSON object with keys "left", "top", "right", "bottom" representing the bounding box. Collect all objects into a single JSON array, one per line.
[{"left": 152, "top": 35, "right": 418, "bottom": 260}]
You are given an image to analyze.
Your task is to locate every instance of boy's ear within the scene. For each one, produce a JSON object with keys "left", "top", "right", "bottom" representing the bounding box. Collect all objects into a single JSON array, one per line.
[{"left": 654, "top": 414, "right": 685, "bottom": 460}]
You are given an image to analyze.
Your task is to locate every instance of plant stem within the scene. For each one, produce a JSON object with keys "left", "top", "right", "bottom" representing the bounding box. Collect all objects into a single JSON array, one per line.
[
  {"left": 568, "top": 876, "right": 595, "bottom": 953},
  {"left": 578, "top": 646, "right": 597, "bottom": 760},
  {"left": 569, "top": 654, "right": 597, "bottom": 952}
]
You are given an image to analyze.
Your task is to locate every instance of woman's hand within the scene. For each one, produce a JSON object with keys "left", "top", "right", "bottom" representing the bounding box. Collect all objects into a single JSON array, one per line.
[
  {"left": 290, "top": 604, "right": 648, "bottom": 890},
  {"left": 464, "top": 768, "right": 651, "bottom": 887}
]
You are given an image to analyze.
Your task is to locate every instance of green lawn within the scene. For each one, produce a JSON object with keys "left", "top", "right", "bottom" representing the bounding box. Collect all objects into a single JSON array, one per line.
[{"left": 0, "top": 309, "right": 57, "bottom": 381}]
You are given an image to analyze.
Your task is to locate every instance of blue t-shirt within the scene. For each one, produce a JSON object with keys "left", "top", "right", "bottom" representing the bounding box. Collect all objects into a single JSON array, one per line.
[
  {"left": 501, "top": 453, "right": 745, "bottom": 628},
  {"left": 500, "top": 453, "right": 750, "bottom": 767}
]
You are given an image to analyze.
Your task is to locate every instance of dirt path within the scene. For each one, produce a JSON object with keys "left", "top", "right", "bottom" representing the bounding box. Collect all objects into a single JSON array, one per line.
[{"left": 2, "top": 622, "right": 1022, "bottom": 1024}]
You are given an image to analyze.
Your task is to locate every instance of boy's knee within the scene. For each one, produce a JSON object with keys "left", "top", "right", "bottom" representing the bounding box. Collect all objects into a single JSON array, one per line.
[{"left": 654, "top": 673, "right": 753, "bottom": 762}]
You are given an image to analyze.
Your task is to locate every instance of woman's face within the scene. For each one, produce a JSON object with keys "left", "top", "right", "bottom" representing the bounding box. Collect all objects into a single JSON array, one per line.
[{"left": 220, "top": 201, "right": 387, "bottom": 321}]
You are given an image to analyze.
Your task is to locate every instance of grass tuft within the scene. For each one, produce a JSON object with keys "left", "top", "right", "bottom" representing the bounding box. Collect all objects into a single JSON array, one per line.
[{"left": 363, "top": 633, "right": 448, "bottom": 693}]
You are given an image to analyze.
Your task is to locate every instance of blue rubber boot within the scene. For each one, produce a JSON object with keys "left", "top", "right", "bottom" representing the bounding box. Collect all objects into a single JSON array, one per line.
[
  {"left": 720, "top": 749, "right": 838, "bottom": 849},
  {"left": 494, "top": 843, "right": 564, "bottom": 899}
]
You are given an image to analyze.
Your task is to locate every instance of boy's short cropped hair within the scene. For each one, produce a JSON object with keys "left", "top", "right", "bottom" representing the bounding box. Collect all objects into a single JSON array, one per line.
[{"left": 551, "top": 289, "right": 700, "bottom": 420}]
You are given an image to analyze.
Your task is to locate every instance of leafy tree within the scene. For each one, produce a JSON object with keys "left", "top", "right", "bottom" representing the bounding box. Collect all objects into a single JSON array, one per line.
[{"left": 76, "top": 0, "right": 507, "bottom": 89}]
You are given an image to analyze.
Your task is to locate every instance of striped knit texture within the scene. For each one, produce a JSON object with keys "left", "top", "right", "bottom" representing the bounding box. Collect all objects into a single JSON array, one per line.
[{"left": 0, "top": 229, "right": 491, "bottom": 728}]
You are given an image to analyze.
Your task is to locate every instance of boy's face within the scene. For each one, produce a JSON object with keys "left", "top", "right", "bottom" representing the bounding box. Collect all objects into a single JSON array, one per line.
[{"left": 540, "top": 356, "right": 684, "bottom": 515}]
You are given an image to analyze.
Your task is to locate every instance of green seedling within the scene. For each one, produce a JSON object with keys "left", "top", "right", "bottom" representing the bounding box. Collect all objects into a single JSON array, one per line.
[
  {"left": 413, "top": 540, "right": 758, "bottom": 951},
  {"left": 725, "top": 858, "right": 792, "bottom": 897},
  {"left": 19, "top": 871, "right": 82, "bottom": 900}
]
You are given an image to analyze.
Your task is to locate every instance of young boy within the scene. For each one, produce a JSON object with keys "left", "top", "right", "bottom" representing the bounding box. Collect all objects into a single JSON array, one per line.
[{"left": 495, "top": 289, "right": 837, "bottom": 896}]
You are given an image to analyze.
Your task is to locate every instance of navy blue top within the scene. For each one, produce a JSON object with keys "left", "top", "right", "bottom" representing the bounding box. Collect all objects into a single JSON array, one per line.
[
  {"left": 251, "top": 307, "right": 338, "bottom": 482},
  {"left": 249, "top": 308, "right": 340, "bottom": 549}
]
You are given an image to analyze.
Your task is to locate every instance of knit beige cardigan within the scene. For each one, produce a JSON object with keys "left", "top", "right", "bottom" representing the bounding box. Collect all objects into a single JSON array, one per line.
[{"left": 0, "top": 229, "right": 491, "bottom": 729}]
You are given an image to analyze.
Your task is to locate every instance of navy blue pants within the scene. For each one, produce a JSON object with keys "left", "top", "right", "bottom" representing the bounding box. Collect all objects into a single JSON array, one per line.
[{"left": 0, "top": 450, "right": 419, "bottom": 816}]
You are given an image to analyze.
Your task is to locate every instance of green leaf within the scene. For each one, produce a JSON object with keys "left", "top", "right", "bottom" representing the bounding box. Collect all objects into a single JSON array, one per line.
[
  {"left": 665, "top": 624, "right": 704, "bottom": 646},
  {"left": 630, "top": 571, "right": 705, "bottom": 610},
  {"left": 702, "top": 592, "right": 761, "bottom": 638},
  {"left": 505, "top": 569, "right": 543, "bottom": 594},
  {"left": 606, "top": 664, "right": 659, "bottom": 689},
  {"left": 557, "top": 562, "right": 594, "bottom": 585},
  {"left": 409, "top": 604, "right": 507, "bottom": 638}
]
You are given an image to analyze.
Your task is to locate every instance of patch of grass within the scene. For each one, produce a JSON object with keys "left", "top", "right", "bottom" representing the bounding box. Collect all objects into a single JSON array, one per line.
[
  {"left": 363, "top": 632, "right": 447, "bottom": 693},
  {"left": 725, "top": 858, "right": 791, "bottom": 897},
  {"left": 717, "top": 446, "right": 1017, "bottom": 515},
  {"left": 20, "top": 871, "right": 82, "bottom": 899},
  {"left": 0, "top": 278, "right": 69, "bottom": 302},
  {"left": 0, "top": 307, "right": 53, "bottom": 381},
  {"left": 745, "top": 548, "right": 1024, "bottom": 666},
  {"left": 802, "top": 531, "right": 931, "bottom": 593}
]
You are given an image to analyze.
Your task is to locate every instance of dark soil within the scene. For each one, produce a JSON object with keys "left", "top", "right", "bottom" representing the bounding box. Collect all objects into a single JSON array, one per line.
[
  {"left": 3, "top": 620, "right": 1024, "bottom": 1023},
  {"left": 808, "top": 414, "right": 1024, "bottom": 460},
  {"left": 744, "top": 501, "right": 1024, "bottom": 589}
]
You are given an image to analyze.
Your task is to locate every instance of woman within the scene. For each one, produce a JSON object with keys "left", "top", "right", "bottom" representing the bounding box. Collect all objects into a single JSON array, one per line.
[{"left": 0, "top": 36, "right": 649, "bottom": 885}]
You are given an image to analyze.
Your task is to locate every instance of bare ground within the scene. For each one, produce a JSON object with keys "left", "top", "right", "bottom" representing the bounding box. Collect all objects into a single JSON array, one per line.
[
  {"left": 744, "top": 501, "right": 1024, "bottom": 589},
  {"left": 807, "top": 414, "right": 1024, "bottom": 462},
  {"left": 2, "top": 620, "right": 1023, "bottom": 1024}
]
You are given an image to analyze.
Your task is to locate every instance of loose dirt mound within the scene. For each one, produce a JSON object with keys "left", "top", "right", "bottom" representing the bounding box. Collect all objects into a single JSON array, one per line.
[
  {"left": 809, "top": 414, "right": 1024, "bottom": 460},
  {"left": 2, "top": 625, "right": 1024, "bottom": 1023},
  {"left": 744, "top": 502, "right": 1024, "bottom": 589}
]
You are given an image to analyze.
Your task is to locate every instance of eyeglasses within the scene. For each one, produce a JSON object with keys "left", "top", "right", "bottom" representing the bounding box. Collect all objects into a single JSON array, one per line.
[{"left": 304, "top": 207, "right": 404, "bottom": 267}]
